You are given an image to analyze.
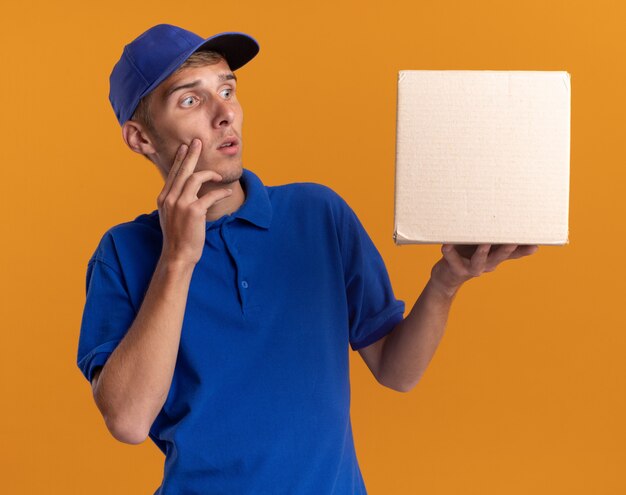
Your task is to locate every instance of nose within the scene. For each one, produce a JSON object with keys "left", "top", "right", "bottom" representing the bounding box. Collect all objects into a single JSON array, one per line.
[{"left": 211, "top": 98, "right": 235, "bottom": 129}]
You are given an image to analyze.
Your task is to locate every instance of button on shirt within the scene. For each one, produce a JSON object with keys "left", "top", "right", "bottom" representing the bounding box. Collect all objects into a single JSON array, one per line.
[{"left": 77, "top": 168, "right": 405, "bottom": 494}]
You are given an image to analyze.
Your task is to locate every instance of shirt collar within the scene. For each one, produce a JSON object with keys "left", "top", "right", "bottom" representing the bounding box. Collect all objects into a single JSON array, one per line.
[{"left": 223, "top": 168, "right": 272, "bottom": 229}]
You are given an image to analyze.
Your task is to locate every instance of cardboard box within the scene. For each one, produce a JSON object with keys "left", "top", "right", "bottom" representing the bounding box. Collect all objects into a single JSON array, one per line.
[{"left": 393, "top": 70, "right": 571, "bottom": 245}]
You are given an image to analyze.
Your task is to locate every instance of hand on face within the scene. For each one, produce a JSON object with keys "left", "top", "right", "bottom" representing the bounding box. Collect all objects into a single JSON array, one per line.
[{"left": 156, "top": 138, "right": 235, "bottom": 265}]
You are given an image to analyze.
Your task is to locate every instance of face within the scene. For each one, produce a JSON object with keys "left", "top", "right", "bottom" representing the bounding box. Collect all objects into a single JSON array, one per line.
[{"left": 140, "top": 58, "right": 244, "bottom": 184}]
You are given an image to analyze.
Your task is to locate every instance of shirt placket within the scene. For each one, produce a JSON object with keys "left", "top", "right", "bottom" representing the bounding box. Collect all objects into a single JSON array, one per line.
[{"left": 219, "top": 220, "right": 252, "bottom": 315}]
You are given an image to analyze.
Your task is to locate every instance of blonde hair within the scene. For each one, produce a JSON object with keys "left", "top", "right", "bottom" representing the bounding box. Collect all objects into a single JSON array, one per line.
[{"left": 130, "top": 50, "right": 227, "bottom": 133}]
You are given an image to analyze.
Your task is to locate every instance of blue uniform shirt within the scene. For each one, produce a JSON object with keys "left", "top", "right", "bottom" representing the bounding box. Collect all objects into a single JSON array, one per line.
[{"left": 77, "top": 168, "right": 405, "bottom": 494}]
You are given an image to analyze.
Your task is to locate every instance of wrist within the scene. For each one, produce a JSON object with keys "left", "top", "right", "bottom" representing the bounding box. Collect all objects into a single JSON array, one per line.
[
  {"left": 158, "top": 253, "right": 197, "bottom": 275},
  {"left": 427, "top": 276, "right": 461, "bottom": 299}
]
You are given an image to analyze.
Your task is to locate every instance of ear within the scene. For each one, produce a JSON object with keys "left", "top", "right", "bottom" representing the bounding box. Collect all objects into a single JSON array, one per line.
[{"left": 122, "top": 120, "right": 159, "bottom": 156}]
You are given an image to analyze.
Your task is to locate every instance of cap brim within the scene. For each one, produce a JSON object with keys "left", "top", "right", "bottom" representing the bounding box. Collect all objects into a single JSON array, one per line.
[{"left": 194, "top": 32, "right": 260, "bottom": 71}]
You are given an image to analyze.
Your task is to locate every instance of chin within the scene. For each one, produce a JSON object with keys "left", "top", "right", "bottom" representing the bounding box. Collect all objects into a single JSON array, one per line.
[{"left": 216, "top": 162, "right": 244, "bottom": 184}]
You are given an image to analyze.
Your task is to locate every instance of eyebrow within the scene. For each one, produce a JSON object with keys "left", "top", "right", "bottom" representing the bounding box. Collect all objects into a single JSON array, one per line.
[{"left": 164, "top": 73, "right": 238, "bottom": 99}]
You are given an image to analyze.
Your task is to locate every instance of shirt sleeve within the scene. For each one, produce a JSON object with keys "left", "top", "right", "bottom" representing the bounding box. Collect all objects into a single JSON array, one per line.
[
  {"left": 76, "top": 250, "right": 137, "bottom": 384},
  {"left": 339, "top": 198, "right": 405, "bottom": 351}
]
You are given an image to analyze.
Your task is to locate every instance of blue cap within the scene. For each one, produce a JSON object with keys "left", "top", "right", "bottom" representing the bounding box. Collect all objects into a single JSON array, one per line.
[{"left": 109, "top": 24, "right": 260, "bottom": 126}]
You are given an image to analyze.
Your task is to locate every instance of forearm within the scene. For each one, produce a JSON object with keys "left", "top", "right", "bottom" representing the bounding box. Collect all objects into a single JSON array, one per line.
[
  {"left": 378, "top": 277, "right": 459, "bottom": 392},
  {"left": 93, "top": 255, "right": 195, "bottom": 443}
]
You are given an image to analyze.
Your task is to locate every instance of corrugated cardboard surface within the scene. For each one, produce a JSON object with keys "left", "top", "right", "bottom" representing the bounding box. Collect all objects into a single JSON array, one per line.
[{"left": 394, "top": 70, "right": 571, "bottom": 245}]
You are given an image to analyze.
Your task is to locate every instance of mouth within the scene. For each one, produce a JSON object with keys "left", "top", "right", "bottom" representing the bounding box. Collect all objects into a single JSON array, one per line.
[
  {"left": 216, "top": 136, "right": 240, "bottom": 156},
  {"left": 217, "top": 136, "right": 239, "bottom": 149}
]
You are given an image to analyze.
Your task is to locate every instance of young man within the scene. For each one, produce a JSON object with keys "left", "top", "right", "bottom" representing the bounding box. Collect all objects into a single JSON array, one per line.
[{"left": 77, "top": 24, "right": 538, "bottom": 495}]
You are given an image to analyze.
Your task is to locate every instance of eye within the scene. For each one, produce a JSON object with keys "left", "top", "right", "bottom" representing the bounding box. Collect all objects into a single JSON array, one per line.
[
  {"left": 181, "top": 96, "right": 197, "bottom": 107},
  {"left": 221, "top": 87, "right": 234, "bottom": 98}
]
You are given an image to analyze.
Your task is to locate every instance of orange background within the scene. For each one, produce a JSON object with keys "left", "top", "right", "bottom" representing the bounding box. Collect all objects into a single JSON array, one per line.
[{"left": 1, "top": 0, "right": 624, "bottom": 493}]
